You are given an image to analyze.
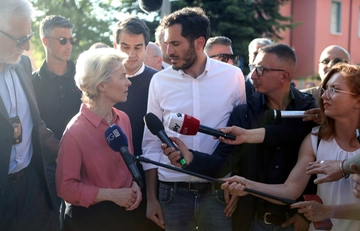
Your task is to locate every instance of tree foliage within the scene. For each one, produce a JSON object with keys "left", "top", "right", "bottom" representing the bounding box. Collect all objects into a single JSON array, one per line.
[{"left": 29, "top": 0, "right": 295, "bottom": 71}]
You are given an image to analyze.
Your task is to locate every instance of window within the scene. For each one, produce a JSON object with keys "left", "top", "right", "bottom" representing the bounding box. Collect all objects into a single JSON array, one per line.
[{"left": 330, "top": 1, "right": 341, "bottom": 34}]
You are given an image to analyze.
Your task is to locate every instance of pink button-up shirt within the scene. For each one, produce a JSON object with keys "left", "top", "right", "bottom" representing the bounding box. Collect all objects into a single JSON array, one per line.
[{"left": 56, "top": 104, "right": 134, "bottom": 208}]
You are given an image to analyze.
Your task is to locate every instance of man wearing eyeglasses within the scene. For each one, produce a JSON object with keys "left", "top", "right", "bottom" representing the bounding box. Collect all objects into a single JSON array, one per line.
[
  {"left": 32, "top": 15, "right": 81, "bottom": 231},
  {"left": 227, "top": 43, "right": 318, "bottom": 231},
  {"left": 0, "top": 0, "right": 59, "bottom": 230},
  {"left": 205, "top": 36, "right": 239, "bottom": 66},
  {"left": 302, "top": 45, "right": 350, "bottom": 104}
]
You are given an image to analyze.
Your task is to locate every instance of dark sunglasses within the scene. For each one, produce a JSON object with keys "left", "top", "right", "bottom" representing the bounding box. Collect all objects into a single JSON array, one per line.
[
  {"left": 209, "top": 54, "right": 239, "bottom": 63},
  {"left": 320, "top": 58, "right": 348, "bottom": 65},
  {"left": 46, "top": 37, "right": 77, "bottom": 45},
  {"left": 0, "top": 30, "right": 34, "bottom": 47}
]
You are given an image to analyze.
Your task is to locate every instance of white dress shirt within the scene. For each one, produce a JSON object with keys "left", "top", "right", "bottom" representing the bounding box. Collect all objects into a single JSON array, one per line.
[{"left": 142, "top": 56, "right": 246, "bottom": 182}]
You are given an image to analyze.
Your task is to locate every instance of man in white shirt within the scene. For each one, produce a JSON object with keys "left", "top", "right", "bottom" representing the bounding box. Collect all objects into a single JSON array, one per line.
[{"left": 142, "top": 7, "right": 246, "bottom": 231}]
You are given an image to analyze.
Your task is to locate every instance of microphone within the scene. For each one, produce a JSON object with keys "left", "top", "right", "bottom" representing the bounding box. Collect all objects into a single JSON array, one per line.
[
  {"left": 168, "top": 113, "right": 236, "bottom": 140},
  {"left": 105, "top": 124, "right": 144, "bottom": 188},
  {"left": 139, "top": 0, "right": 163, "bottom": 14},
  {"left": 143, "top": 113, "right": 187, "bottom": 167},
  {"left": 265, "top": 110, "right": 313, "bottom": 122}
]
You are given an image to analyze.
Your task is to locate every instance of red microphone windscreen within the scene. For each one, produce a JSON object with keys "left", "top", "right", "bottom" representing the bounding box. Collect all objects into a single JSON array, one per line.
[
  {"left": 179, "top": 114, "right": 200, "bottom": 135},
  {"left": 168, "top": 113, "right": 200, "bottom": 135}
]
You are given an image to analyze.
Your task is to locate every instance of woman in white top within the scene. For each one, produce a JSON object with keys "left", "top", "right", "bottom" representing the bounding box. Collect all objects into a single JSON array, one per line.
[{"left": 221, "top": 63, "right": 360, "bottom": 231}]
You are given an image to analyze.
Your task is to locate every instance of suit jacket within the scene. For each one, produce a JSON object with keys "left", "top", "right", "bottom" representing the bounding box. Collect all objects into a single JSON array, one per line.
[{"left": 0, "top": 55, "right": 57, "bottom": 207}]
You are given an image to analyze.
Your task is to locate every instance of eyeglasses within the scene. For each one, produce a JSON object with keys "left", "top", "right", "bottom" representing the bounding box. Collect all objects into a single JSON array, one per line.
[
  {"left": 320, "top": 58, "right": 348, "bottom": 65},
  {"left": 46, "top": 37, "right": 77, "bottom": 45},
  {"left": 209, "top": 54, "right": 239, "bottom": 63},
  {"left": 0, "top": 30, "right": 34, "bottom": 47},
  {"left": 248, "top": 64, "right": 285, "bottom": 77},
  {"left": 320, "top": 87, "right": 357, "bottom": 99}
]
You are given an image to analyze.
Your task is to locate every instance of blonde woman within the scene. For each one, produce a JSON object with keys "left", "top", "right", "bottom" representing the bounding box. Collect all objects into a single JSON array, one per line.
[{"left": 56, "top": 48, "right": 141, "bottom": 230}]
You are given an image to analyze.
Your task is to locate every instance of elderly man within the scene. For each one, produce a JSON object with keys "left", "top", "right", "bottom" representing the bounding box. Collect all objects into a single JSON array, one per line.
[
  {"left": 144, "top": 41, "right": 163, "bottom": 71},
  {"left": 302, "top": 45, "right": 350, "bottom": 103},
  {"left": 0, "top": 0, "right": 58, "bottom": 230}
]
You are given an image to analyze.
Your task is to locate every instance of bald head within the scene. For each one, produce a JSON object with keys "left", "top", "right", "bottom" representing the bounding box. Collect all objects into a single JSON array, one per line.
[
  {"left": 318, "top": 45, "right": 350, "bottom": 80},
  {"left": 144, "top": 42, "right": 163, "bottom": 71}
]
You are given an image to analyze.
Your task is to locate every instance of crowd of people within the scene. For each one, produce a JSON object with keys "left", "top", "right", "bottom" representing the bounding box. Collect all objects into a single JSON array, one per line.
[{"left": 1, "top": 0, "right": 360, "bottom": 231}]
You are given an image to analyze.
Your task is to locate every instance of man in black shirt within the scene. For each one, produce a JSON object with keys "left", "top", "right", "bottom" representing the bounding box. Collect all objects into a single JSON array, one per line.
[{"left": 32, "top": 15, "right": 81, "bottom": 231}]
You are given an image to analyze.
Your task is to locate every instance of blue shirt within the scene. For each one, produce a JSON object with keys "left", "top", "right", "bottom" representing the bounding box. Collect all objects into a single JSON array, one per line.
[{"left": 0, "top": 65, "right": 33, "bottom": 174}]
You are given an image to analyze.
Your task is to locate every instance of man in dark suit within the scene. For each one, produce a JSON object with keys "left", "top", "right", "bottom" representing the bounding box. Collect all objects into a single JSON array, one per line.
[{"left": 0, "top": 0, "right": 58, "bottom": 230}]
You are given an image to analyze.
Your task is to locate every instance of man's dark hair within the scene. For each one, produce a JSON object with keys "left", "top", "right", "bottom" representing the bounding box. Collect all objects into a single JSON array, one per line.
[
  {"left": 113, "top": 17, "right": 150, "bottom": 46},
  {"left": 40, "top": 15, "right": 73, "bottom": 38},
  {"left": 161, "top": 7, "right": 210, "bottom": 46},
  {"left": 260, "top": 43, "right": 297, "bottom": 65}
]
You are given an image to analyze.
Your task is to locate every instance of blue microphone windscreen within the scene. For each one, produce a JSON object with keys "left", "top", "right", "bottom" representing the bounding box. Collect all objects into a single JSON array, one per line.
[{"left": 105, "top": 124, "right": 128, "bottom": 151}]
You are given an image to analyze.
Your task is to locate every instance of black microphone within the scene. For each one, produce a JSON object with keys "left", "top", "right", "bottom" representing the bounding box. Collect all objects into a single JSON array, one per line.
[
  {"left": 143, "top": 113, "right": 187, "bottom": 167},
  {"left": 139, "top": 0, "right": 163, "bottom": 14},
  {"left": 265, "top": 109, "right": 314, "bottom": 122},
  {"left": 105, "top": 124, "right": 144, "bottom": 188}
]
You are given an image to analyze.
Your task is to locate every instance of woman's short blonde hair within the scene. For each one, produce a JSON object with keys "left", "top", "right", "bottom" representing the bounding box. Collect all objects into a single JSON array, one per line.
[{"left": 75, "top": 48, "right": 127, "bottom": 105}]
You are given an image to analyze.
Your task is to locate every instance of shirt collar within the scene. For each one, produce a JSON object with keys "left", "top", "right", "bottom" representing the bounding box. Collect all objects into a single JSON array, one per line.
[
  {"left": 39, "top": 60, "right": 74, "bottom": 80},
  {"left": 177, "top": 55, "right": 210, "bottom": 78},
  {"left": 260, "top": 87, "right": 297, "bottom": 109},
  {"left": 80, "top": 104, "right": 119, "bottom": 127},
  {"left": 127, "top": 62, "right": 145, "bottom": 78}
]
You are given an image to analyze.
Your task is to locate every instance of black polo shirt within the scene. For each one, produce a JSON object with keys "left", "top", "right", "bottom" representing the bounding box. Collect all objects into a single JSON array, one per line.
[{"left": 32, "top": 61, "right": 81, "bottom": 140}]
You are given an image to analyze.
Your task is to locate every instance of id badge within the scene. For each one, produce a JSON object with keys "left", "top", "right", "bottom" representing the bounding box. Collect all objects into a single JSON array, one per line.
[{"left": 10, "top": 115, "right": 22, "bottom": 144}]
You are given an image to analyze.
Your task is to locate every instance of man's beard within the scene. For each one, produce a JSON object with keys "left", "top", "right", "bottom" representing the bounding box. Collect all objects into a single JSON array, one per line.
[{"left": 171, "top": 44, "right": 197, "bottom": 71}]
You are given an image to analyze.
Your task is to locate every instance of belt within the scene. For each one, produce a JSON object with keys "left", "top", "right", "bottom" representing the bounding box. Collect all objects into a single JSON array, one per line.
[
  {"left": 257, "top": 212, "right": 289, "bottom": 226},
  {"left": 160, "top": 181, "right": 221, "bottom": 192},
  {"left": 7, "top": 167, "right": 27, "bottom": 185}
]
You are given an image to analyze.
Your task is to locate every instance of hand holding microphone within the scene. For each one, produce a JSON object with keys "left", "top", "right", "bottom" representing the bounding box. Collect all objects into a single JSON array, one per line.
[
  {"left": 161, "top": 136, "right": 194, "bottom": 167},
  {"left": 168, "top": 113, "right": 236, "bottom": 140},
  {"left": 144, "top": 113, "right": 188, "bottom": 167}
]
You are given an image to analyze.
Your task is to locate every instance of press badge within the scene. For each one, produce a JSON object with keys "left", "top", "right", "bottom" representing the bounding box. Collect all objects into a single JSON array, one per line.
[{"left": 11, "top": 115, "right": 22, "bottom": 144}]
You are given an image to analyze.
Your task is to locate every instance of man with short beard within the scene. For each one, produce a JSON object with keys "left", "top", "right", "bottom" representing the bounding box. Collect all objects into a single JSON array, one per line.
[{"left": 141, "top": 7, "right": 246, "bottom": 231}]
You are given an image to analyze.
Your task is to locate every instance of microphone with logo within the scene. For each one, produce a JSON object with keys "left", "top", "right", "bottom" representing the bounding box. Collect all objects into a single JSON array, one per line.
[
  {"left": 168, "top": 113, "right": 236, "bottom": 140},
  {"left": 105, "top": 124, "right": 144, "bottom": 188},
  {"left": 143, "top": 112, "right": 187, "bottom": 167}
]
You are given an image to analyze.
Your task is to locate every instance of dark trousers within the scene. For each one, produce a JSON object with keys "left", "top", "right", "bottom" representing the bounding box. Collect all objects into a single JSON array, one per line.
[
  {"left": 46, "top": 161, "right": 62, "bottom": 231},
  {"left": 130, "top": 198, "right": 163, "bottom": 231},
  {"left": 0, "top": 166, "right": 51, "bottom": 231},
  {"left": 63, "top": 201, "right": 136, "bottom": 231}
]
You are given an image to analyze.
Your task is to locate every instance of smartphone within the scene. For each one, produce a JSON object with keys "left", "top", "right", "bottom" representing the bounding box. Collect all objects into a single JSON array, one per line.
[{"left": 303, "top": 195, "right": 333, "bottom": 230}]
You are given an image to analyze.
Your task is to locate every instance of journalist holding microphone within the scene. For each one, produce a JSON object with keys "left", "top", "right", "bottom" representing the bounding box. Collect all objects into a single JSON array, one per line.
[
  {"left": 221, "top": 63, "right": 360, "bottom": 230},
  {"left": 56, "top": 48, "right": 141, "bottom": 231}
]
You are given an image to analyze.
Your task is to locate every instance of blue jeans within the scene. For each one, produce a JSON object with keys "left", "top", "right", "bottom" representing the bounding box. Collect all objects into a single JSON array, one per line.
[
  {"left": 249, "top": 219, "right": 294, "bottom": 231},
  {"left": 159, "top": 182, "right": 232, "bottom": 231}
]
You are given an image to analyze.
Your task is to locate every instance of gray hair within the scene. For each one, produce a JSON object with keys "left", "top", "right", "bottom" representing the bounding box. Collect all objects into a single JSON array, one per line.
[
  {"left": 40, "top": 15, "right": 73, "bottom": 38},
  {"left": 0, "top": 0, "right": 33, "bottom": 31},
  {"left": 205, "top": 36, "right": 232, "bottom": 53},
  {"left": 248, "top": 38, "right": 273, "bottom": 51},
  {"left": 154, "top": 24, "right": 164, "bottom": 45},
  {"left": 75, "top": 48, "right": 127, "bottom": 105}
]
